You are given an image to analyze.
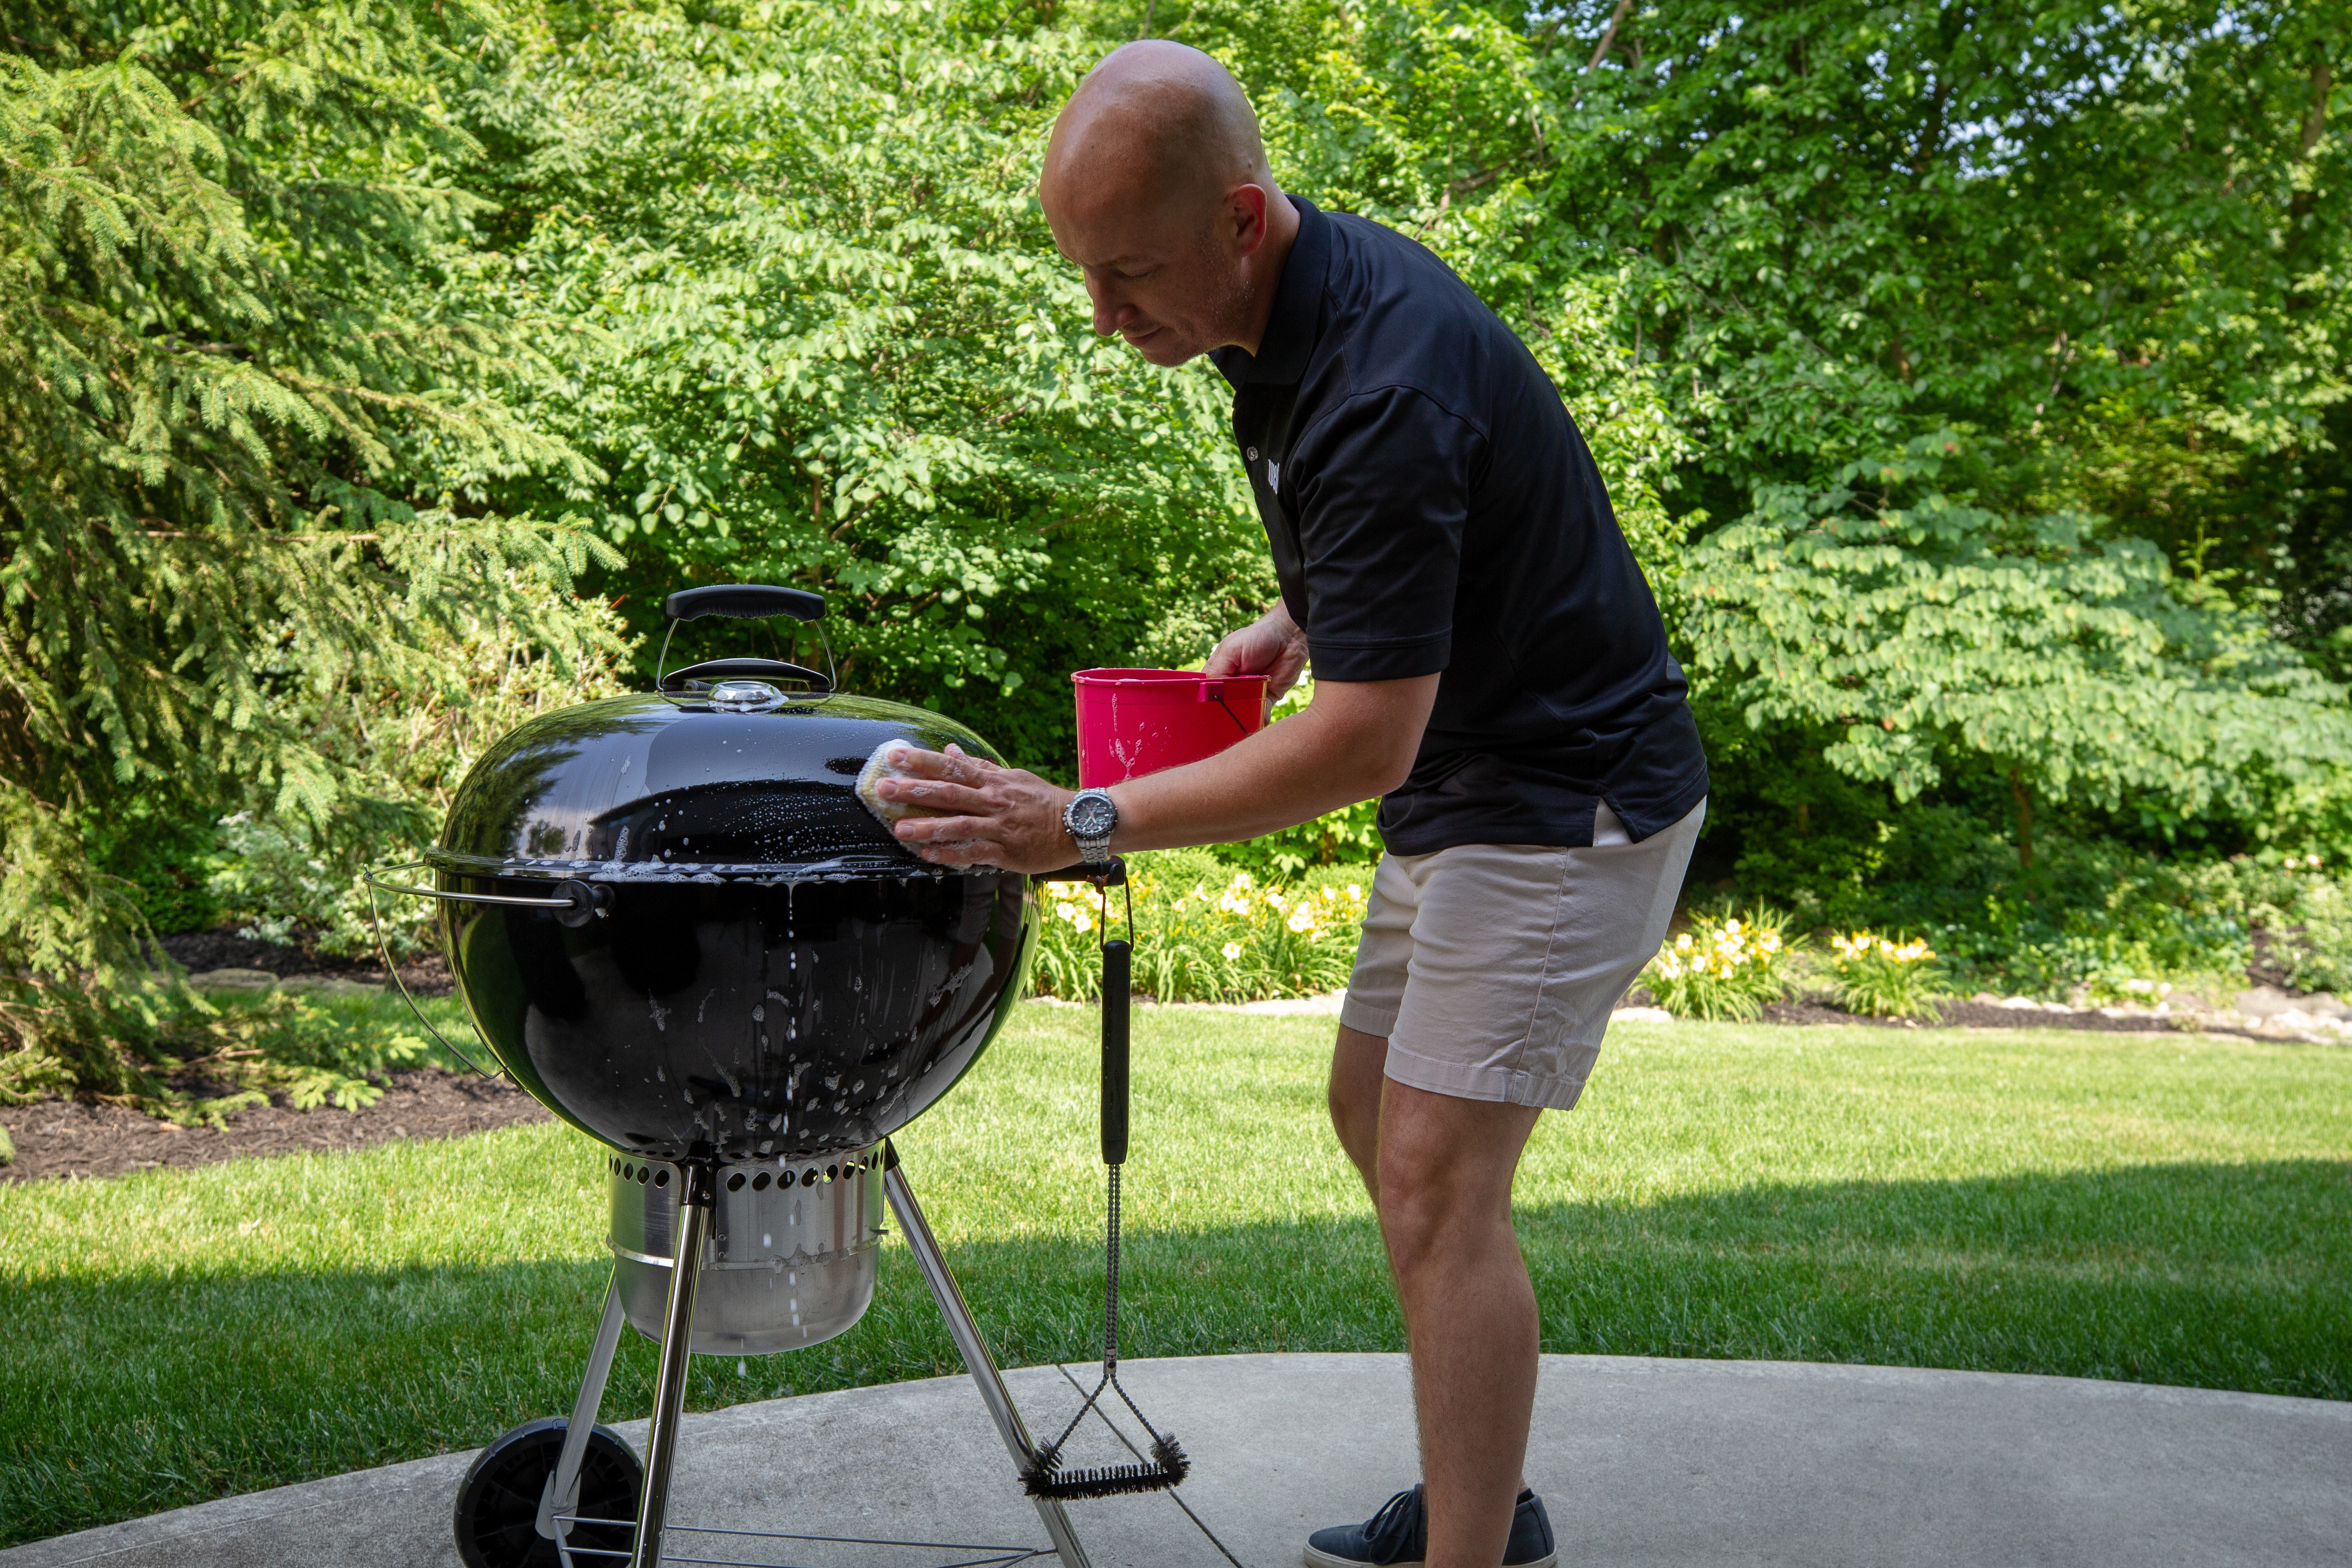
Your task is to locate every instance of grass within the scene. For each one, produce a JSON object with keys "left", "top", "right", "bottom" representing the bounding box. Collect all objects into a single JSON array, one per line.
[{"left": 5, "top": 1009, "right": 2350, "bottom": 1546}]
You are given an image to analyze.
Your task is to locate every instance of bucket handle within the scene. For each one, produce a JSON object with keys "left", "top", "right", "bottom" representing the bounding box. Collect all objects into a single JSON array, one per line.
[{"left": 1196, "top": 679, "right": 1255, "bottom": 738}]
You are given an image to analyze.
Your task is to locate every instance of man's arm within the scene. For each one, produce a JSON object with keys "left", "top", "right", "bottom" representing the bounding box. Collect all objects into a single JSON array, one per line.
[{"left": 872, "top": 669, "right": 1437, "bottom": 872}]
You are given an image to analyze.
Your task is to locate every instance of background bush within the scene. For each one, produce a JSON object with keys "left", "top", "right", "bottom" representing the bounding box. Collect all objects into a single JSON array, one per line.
[{"left": 7, "top": 0, "right": 2351, "bottom": 1098}]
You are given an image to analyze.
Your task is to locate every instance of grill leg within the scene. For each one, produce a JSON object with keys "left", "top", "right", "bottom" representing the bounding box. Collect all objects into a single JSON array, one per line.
[
  {"left": 883, "top": 1145, "right": 1093, "bottom": 1568},
  {"left": 539, "top": 1273, "right": 629, "bottom": 1541},
  {"left": 630, "top": 1168, "right": 713, "bottom": 1568}
]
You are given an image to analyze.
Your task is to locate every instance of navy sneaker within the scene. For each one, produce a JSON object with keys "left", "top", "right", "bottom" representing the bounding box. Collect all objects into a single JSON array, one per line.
[{"left": 1303, "top": 1484, "right": 1557, "bottom": 1568}]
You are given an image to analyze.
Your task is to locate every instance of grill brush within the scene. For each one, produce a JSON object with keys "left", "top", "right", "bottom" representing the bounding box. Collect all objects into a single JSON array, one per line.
[{"left": 1020, "top": 862, "right": 1191, "bottom": 1500}]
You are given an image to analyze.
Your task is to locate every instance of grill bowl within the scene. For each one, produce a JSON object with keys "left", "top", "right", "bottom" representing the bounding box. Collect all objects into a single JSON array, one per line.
[{"left": 430, "top": 689, "right": 1035, "bottom": 1163}]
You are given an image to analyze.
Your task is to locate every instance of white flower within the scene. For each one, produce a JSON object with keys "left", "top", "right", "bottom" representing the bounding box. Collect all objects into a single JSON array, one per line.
[{"left": 1221, "top": 941, "right": 1243, "bottom": 960}]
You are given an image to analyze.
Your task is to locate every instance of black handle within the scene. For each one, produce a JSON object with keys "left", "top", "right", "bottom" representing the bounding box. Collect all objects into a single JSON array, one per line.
[
  {"left": 1032, "top": 857, "right": 1127, "bottom": 886},
  {"left": 656, "top": 656, "right": 832, "bottom": 694},
  {"left": 663, "top": 583, "right": 825, "bottom": 623},
  {"left": 1102, "top": 938, "right": 1131, "bottom": 1167}
]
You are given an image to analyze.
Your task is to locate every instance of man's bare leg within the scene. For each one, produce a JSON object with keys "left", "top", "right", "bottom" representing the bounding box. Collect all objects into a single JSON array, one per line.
[
  {"left": 1328, "top": 1024, "right": 1387, "bottom": 1201},
  {"left": 1328, "top": 1026, "right": 1543, "bottom": 1568}
]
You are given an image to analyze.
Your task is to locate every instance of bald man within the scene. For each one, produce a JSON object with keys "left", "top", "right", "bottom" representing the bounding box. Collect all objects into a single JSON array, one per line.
[{"left": 875, "top": 40, "right": 1709, "bottom": 1568}]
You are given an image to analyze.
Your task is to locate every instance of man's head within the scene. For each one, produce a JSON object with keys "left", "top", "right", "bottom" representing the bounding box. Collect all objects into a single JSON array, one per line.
[{"left": 1039, "top": 41, "right": 1293, "bottom": 366}]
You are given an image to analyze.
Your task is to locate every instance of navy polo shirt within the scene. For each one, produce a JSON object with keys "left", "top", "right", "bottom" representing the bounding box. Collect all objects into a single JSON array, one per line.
[{"left": 1210, "top": 198, "right": 1709, "bottom": 854}]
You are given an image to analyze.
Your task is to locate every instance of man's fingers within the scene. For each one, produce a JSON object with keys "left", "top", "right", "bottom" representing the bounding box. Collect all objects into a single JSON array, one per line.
[
  {"left": 913, "top": 839, "right": 1006, "bottom": 867},
  {"left": 892, "top": 811, "right": 993, "bottom": 843},
  {"left": 879, "top": 744, "right": 962, "bottom": 781},
  {"left": 883, "top": 743, "right": 1007, "bottom": 788},
  {"left": 879, "top": 778, "right": 993, "bottom": 813}
]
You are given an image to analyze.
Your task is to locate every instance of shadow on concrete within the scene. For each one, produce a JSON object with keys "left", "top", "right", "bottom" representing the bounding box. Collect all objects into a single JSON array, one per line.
[{"left": 6, "top": 1158, "right": 2347, "bottom": 1546}]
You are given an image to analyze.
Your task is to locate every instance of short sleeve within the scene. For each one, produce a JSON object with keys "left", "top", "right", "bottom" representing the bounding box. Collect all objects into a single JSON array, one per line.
[{"left": 1287, "top": 387, "right": 1481, "bottom": 681}]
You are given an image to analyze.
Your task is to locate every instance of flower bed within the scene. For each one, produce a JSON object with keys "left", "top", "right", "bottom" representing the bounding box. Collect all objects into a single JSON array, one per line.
[
  {"left": 1824, "top": 930, "right": 1947, "bottom": 1018},
  {"left": 1641, "top": 908, "right": 1798, "bottom": 1021},
  {"left": 1031, "top": 849, "right": 1371, "bottom": 1003}
]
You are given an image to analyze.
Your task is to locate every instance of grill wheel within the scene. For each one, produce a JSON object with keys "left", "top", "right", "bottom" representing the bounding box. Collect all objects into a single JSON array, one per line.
[{"left": 453, "top": 1416, "right": 641, "bottom": 1568}]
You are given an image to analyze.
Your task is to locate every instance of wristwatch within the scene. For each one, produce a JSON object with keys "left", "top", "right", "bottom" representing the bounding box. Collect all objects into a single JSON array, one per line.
[{"left": 1061, "top": 789, "right": 1119, "bottom": 864}]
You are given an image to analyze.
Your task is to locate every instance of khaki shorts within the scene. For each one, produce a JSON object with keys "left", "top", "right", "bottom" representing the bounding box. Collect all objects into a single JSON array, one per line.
[{"left": 1338, "top": 799, "right": 1705, "bottom": 1110}]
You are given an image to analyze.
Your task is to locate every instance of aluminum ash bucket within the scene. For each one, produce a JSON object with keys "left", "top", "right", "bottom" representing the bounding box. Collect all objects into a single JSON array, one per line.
[{"left": 604, "top": 1147, "right": 884, "bottom": 1355}]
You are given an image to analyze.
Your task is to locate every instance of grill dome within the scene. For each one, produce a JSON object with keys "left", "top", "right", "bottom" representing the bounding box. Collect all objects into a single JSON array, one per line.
[{"left": 429, "top": 688, "right": 1034, "bottom": 1163}]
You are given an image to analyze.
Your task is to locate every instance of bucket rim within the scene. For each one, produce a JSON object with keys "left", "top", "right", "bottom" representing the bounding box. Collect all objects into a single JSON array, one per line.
[{"left": 1071, "top": 666, "right": 1271, "bottom": 686}]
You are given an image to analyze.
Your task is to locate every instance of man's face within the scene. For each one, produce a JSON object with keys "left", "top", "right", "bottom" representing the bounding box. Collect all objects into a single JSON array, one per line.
[{"left": 1042, "top": 184, "right": 1245, "bottom": 367}]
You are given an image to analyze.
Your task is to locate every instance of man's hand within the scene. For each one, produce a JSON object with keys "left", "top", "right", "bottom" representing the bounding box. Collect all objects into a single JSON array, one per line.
[
  {"left": 1205, "top": 602, "right": 1309, "bottom": 707},
  {"left": 876, "top": 744, "right": 1079, "bottom": 872}
]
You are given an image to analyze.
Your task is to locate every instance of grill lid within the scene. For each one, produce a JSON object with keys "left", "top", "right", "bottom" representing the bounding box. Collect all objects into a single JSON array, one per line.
[{"left": 431, "top": 690, "right": 993, "bottom": 880}]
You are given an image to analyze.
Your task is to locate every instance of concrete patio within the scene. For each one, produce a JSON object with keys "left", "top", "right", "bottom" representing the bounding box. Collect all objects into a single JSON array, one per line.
[{"left": 7, "top": 1353, "right": 2346, "bottom": 1568}]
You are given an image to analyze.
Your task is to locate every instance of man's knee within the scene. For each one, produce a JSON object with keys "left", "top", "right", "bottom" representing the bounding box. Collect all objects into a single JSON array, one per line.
[
  {"left": 1373, "top": 1129, "right": 1477, "bottom": 1267},
  {"left": 1373, "top": 1085, "right": 1539, "bottom": 1264}
]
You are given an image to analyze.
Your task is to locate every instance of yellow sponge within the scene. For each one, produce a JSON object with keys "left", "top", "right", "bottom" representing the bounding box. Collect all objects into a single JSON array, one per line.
[{"left": 856, "top": 741, "right": 951, "bottom": 828}]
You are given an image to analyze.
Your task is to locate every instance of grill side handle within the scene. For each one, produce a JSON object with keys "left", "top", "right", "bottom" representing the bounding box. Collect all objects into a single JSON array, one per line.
[{"left": 360, "top": 862, "right": 510, "bottom": 1081}]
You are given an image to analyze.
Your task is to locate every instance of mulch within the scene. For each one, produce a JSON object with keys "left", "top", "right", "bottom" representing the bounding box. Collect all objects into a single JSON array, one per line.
[
  {"left": 0, "top": 1068, "right": 549, "bottom": 1184},
  {"left": 1760, "top": 997, "right": 2195, "bottom": 1033}
]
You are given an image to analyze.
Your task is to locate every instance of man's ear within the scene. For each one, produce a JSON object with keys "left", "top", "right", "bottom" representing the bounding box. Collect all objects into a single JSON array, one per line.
[{"left": 1227, "top": 182, "right": 1271, "bottom": 255}]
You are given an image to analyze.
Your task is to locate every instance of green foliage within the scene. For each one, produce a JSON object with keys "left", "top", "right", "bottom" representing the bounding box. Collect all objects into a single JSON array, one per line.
[
  {"left": 206, "top": 604, "right": 628, "bottom": 958},
  {"left": 0, "top": 0, "right": 626, "bottom": 1099},
  {"left": 83, "top": 799, "right": 229, "bottom": 936},
  {"left": 1203, "top": 679, "right": 1384, "bottom": 875},
  {"left": 459, "top": 0, "right": 1270, "bottom": 767},
  {"left": 1641, "top": 906, "right": 1797, "bottom": 1021},
  {"left": 1822, "top": 930, "right": 1947, "bottom": 1020},
  {"left": 1549, "top": 0, "right": 2348, "bottom": 548},
  {"left": 1685, "top": 435, "right": 2352, "bottom": 862},
  {"left": 9, "top": 0, "right": 2352, "bottom": 1095}
]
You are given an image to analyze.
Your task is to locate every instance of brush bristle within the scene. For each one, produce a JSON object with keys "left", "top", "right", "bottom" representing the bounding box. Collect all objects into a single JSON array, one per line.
[{"left": 1020, "top": 1435, "right": 1190, "bottom": 1499}]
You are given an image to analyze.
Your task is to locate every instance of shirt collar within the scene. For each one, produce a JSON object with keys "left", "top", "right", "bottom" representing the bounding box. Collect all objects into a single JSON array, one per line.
[{"left": 1212, "top": 196, "right": 1329, "bottom": 388}]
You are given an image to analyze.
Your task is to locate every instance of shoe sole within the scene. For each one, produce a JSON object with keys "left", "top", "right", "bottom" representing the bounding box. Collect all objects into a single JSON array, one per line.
[{"left": 1303, "top": 1549, "right": 1557, "bottom": 1568}]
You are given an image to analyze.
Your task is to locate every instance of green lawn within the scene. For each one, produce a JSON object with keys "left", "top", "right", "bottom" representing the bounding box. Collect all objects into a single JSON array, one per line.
[{"left": 5, "top": 1009, "right": 2349, "bottom": 1546}]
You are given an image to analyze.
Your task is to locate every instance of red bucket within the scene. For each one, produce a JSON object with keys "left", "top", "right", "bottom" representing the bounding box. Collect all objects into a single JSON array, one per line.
[{"left": 1073, "top": 668, "right": 1268, "bottom": 788}]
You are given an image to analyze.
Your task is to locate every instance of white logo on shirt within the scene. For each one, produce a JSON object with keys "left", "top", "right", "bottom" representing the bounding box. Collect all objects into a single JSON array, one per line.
[{"left": 1266, "top": 459, "right": 1282, "bottom": 491}]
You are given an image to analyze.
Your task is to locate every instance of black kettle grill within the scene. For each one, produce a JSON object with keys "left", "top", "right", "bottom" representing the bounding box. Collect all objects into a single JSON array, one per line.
[
  {"left": 424, "top": 580, "right": 1033, "bottom": 1166},
  {"left": 371, "top": 586, "right": 1113, "bottom": 1568}
]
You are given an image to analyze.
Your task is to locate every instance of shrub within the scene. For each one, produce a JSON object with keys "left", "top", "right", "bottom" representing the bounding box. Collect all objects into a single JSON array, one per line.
[
  {"left": 1642, "top": 908, "right": 1798, "bottom": 1022},
  {"left": 1735, "top": 811, "right": 2352, "bottom": 999},
  {"left": 206, "top": 607, "right": 629, "bottom": 960},
  {"left": 1034, "top": 853, "right": 1371, "bottom": 1004},
  {"left": 1824, "top": 931, "right": 1947, "bottom": 1019}
]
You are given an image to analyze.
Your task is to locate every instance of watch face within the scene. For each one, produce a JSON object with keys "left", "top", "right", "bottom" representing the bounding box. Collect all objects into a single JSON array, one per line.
[{"left": 1070, "top": 794, "right": 1117, "bottom": 837}]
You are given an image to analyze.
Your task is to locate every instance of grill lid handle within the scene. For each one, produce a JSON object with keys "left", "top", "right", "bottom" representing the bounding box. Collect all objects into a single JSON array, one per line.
[
  {"left": 663, "top": 584, "right": 825, "bottom": 623},
  {"left": 657, "top": 656, "right": 832, "bottom": 696},
  {"left": 656, "top": 584, "right": 836, "bottom": 697}
]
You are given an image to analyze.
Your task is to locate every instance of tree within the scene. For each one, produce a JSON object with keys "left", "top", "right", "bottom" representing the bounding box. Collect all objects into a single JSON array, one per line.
[
  {"left": 453, "top": 0, "right": 1269, "bottom": 768},
  {"left": 1538, "top": 0, "right": 2349, "bottom": 638},
  {"left": 0, "top": 0, "right": 621, "bottom": 1106},
  {"left": 1684, "top": 435, "right": 2352, "bottom": 865}
]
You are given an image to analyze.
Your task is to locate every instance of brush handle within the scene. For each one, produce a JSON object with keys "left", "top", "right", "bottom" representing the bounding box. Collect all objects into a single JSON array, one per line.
[{"left": 1102, "top": 938, "right": 1131, "bottom": 1166}]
